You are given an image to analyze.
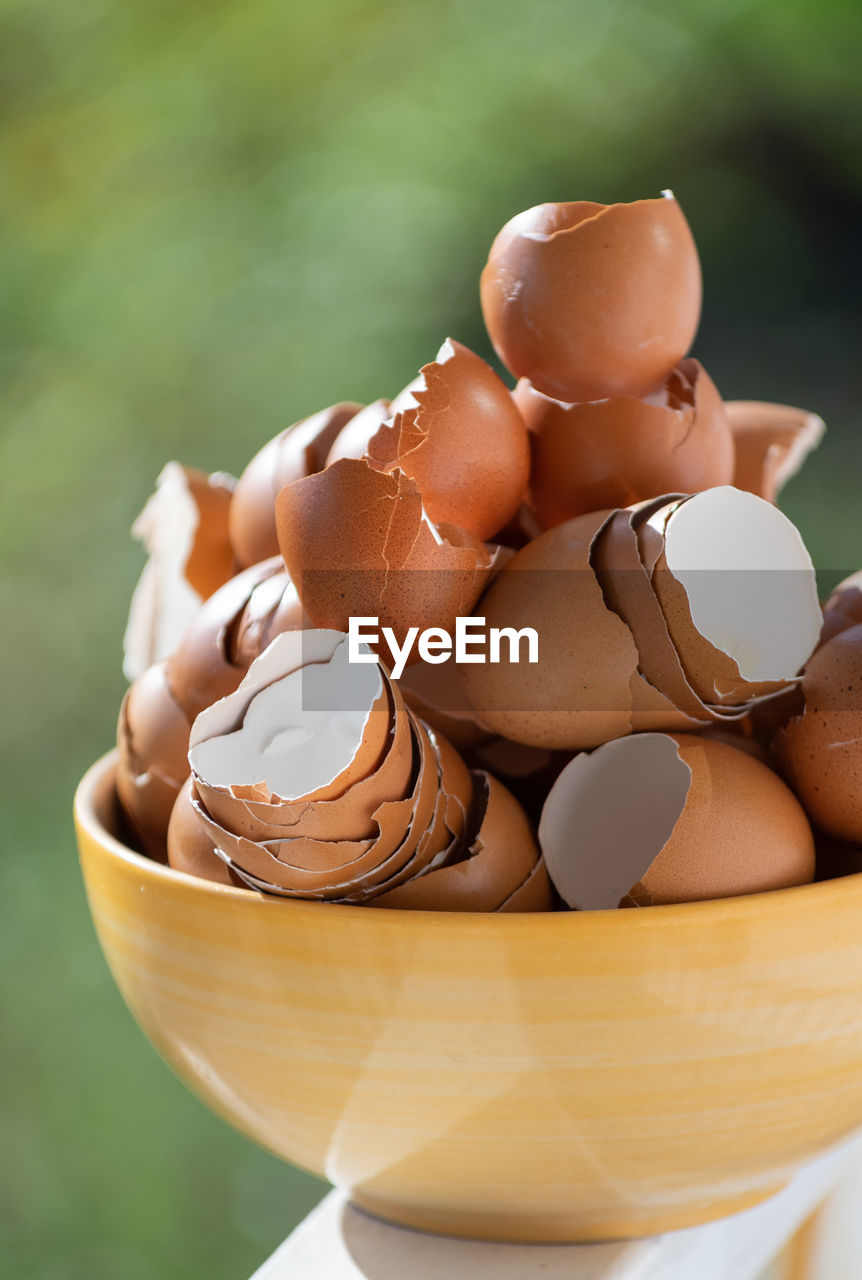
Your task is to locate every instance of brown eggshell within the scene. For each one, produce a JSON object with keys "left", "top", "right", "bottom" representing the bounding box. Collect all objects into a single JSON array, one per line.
[
  {"left": 480, "top": 194, "right": 702, "bottom": 403},
  {"left": 230, "top": 402, "right": 361, "bottom": 567},
  {"left": 726, "top": 400, "right": 825, "bottom": 505},
  {"left": 516, "top": 359, "right": 733, "bottom": 529},
  {"left": 398, "top": 658, "right": 493, "bottom": 752},
  {"left": 123, "top": 464, "right": 236, "bottom": 681},
  {"left": 167, "top": 557, "right": 286, "bottom": 719},
  {"left": 371, "top": 772, "right": 541, "bottom": 911},
  {"left": 193, "top": 712, "right": 444, "bottom": 894},
  {"left": 231, "top": 570, "right": 308, "bottom": 670},
  {"left": 460, "top": 509, "right": 642, "bottom": 749},
  {"left": 189, "top": 632, "right": 396, "bottom": 826},
  {"left": 819, "top": 570, "right": 862, "bottom": 647},
  {"left": 632, "top": 735, "right": 815, "bottom": 905},
  {"left": 275, "top": 459, "right": 491, "bottom": 648},
  {"left": 647, "top": 488, "right": 820, "bottom": 706},
  {"left": 775, "top": 624, "right": 862, "bottom": 844},
  {"left": 116, "top": 662, "right": 192, "bottom": 862},
  {"left": 365, "top": 339, "right": 530, "bottom": 539},
  {"left": 325, "top": 400, "right": 392, "bottom": 466},
  {"left": 590, "top": 505, "right": 714, "bottom": 725},
  {"left": 496, "top": 857, "right": 554, "bottom": 912},
  {"left": 540, "top": 732, "right": 814, "bottom": 910},
  {"left": 182, "top": 469, "right": 236, "bottom": 598},
  {"left": 167, "top": 777, "right": 239, "bottom": 887},
  {"left": 197, "top": 682, "right": 413, "bottom": 844}
]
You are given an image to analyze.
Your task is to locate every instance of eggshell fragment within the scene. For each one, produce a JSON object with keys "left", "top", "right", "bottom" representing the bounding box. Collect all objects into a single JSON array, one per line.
[
  {"left": 275, "top": 459, "right": 492, "bottom": 648},
  {"left": 648, "top": 487, "right": 821, "bottom": 704},
  {"left": 121, "top": 562, "right": 306, "bottom": 860},
  {"left": 176, "top": 626, "right": 480, "bottom": 900},
  {"left": 116, "top": 661, "right": 192, "bottom": 862},
  {"left": 819, "top": 571, "right": 862, "bottom": 647},
  {"left": 364, "top": 339, "right": 530, "bottom": 539},
  {"left": 516, "top": 359, "right": 733, "bottom": 529},
  {"left": 398, "top": 658, "right": 493, "bottom": 751},
  {"left": 590, "top": 504, "right": 714, "bottom": 725},
  {"left": 540, "top": 733, "right": 814, "bottom": 909},
  {"left": 230, "top": 402, "right": 361, "bottom": 568},
  {"left": 167, "top": 777, "right": 238, "bottom": 886},
  {"left": 190, "top": 633, "right": 412, "bottom": 843},
  {"left": 462, "top": 508, "right": 698, "bottom": 749},
  {"left": 775, "top": 624, "right": 862, "bottom": 844},
  {"left": 190, "top": 710, "right": 464, "bottom": 898},
  {"left": 166, "top": 557, "right": 290, "bottom": 720},
  {"left": 726, "top": 400, "right": 825, "bottom": 504},
  {"left": 123, "top": 463, "right": 235, "bottom": 681},
  {"left": 480, "top": 193, "right": 701, "bottom": 403},
  {"left": 370, "top": 772, "right": 547, "bottom": 911},
  {"left": 461, "top": 510, "right": 636, "bottom": 748},
  {"left": 324, "top": 400, "right": 392, "bottom": 466}
]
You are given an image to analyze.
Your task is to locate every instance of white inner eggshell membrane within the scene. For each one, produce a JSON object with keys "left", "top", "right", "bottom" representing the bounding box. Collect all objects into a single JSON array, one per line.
[
  {"left": 538, "top": 733, "right": 692, "bottom": 910},
  {"left": 123, "top": 462, "right": 201, "bottom": 681},
  {"left": 190, "top": 631, "right": 382, "bottom": 800},
  {"left": 660, "top": 486, "right": 821, "bottom": 682}
]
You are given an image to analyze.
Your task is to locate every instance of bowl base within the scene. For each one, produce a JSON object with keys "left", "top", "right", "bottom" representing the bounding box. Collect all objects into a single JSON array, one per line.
[{"left": 349, "top": 1182, "right": 788, "bottom": 1244}]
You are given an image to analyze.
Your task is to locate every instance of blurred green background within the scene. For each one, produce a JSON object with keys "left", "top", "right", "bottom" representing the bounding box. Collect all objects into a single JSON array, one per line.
[{"left": 1, "top": 0, "right": 861, "bottom": 1275}]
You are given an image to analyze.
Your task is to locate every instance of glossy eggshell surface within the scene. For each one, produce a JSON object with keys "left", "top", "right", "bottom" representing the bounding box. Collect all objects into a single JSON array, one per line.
[
  {"left": 517, "top": 359, "right": 733, "bottom": 528},
  {"left": 367, "top": 339, "right": 529, "bottom": 539},
  {"left": 480, "top": 195, "right": 701, "bottom": 402},
  {"left": 776, "top": 624, "right": 862, "bottom": 843}
]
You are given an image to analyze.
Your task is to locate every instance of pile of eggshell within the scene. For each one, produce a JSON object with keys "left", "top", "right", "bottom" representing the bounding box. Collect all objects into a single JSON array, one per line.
[{"left": 116, "top": 191, "right": 859, "bottom": 913}]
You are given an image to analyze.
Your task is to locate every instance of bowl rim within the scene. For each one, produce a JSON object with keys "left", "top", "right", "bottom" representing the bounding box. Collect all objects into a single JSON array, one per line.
[{"left": 75, "top": 748, "right": 862, "bottom": 928}]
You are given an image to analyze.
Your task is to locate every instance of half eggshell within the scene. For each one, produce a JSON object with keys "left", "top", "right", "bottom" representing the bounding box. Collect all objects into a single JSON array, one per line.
[
  {"left": 230, "top": 402, "right": 362, "bottom": 568},
  {"left": 516, "top": 359, "right": 733, "bottom": 529},
  {"left": 365, "top": 339, "right": 530, "bottom": 540},
  {"left": 275, "top": 458, "right": 492, "bottom": 650},
  {"left": 480, "top": 193, "right": 701, "bottom": 403},
  {"left": 647, "top": 487, "right": 821, "bottom": 705},
  {"left": 775, "top": 623, "right": 862, "bottom": 844},
  {"left": 116, "top": 661, "right": 192, "bottom": 862},
  {"left": 539, "top": 732, "right": 814, "bottom": 909}
]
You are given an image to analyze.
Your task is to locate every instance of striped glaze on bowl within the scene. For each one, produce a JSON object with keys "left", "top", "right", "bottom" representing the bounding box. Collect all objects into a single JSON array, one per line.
[{"left": 74, "top": 751, "right": 862, "bottom": 1243}]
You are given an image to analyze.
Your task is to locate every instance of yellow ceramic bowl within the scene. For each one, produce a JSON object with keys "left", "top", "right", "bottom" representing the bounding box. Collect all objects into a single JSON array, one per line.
[{"left": 75, "top": 751, "right": 862, "bottom": 1243}]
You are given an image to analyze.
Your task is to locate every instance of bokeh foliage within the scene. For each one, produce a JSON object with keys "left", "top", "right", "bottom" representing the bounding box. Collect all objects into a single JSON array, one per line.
[{"left": 1, "top": 0, "right": 861, "bottom": 1275}]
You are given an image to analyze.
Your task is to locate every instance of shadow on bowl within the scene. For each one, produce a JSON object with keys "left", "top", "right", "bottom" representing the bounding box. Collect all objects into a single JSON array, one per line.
[{"left": 74, "top": 750, "right": 862, "bottom": 1242}]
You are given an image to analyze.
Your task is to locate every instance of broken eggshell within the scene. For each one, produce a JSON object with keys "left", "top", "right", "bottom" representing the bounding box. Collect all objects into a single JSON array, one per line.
[
  {"left": 167, "top": 776, "right": 238, "bottom": 887},
  {"left": 647, "top": 487, "right": 822, "bottom": 706},
  {"left": 275, "top": 458, "right": 493, "bottom": 652},
  {"left": 775, "top": 623, "right": 862, "bottom": 844},
  {"left": 726, "top": 400, "right": 825, "bottom": 505},
  {"left": 369, "top": 771, "right": 551, "bottom": 912},
  {"left": 167, "top": 557, "right": 305, "bottom": 721},
  {"left": 116, "top": 661, "right": 192, "bottom": 862},
  {"left": 183, "top": 630, "right": 468, "bottom": 898},
  {"left": 123, "top": 463, "right": 235, "bottom": 681},
  {"left": 460, "top": 508, "right": 702, "bottom": 750},
  {"left": 515, "top": 359, "right": 733, "bottom": 529},
  {"left": 480, "top": 193, "right": 702, "bottom": 403},
  {"left": 819, "top": 570, "right": 862, "bottom": 647},
  {"left": 117, "top": 560, "right": 306, "bottom": 859},
  {"left": 363, "top": 339, "right": 530, "bottom": 540},
  {"left": 230, "top": 402, "right": 362, "bottom": 568},
  {"left": 539, "top": 732, "right": 814, "bottom": 909},
  {"left": 325, "top": 399, "right": 393, "bottom": 466}
]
